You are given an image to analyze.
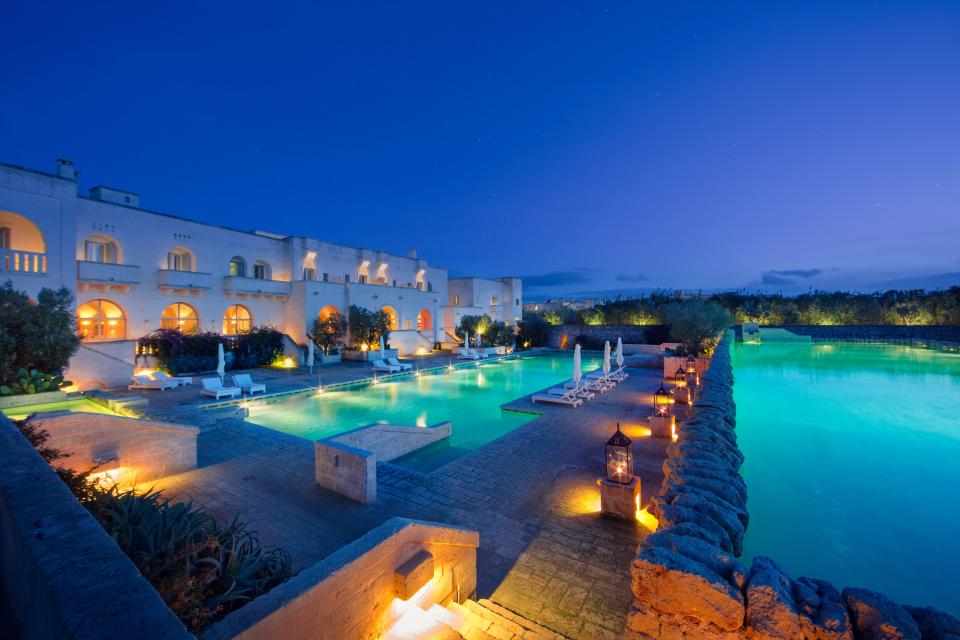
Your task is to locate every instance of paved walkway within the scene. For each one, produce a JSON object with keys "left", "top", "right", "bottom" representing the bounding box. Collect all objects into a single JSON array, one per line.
[{"left": 140, "top": 361, "right": 668, "bottom": 639}]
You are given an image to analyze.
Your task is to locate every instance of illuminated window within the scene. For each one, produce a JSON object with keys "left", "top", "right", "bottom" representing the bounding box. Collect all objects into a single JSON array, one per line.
[
  {"left": 303, "top": 267, "right": 316, "bottom": 281},
  {"left": 167, "top": 249, "right": 192, "bottom": 272},
  {"left": 161, "top": 302, "right": 199, "bottom": 334},
  {"left": 77, "top": 299, "right": 126, "bottom": 340},
  {"left": 222, "top": 305, "right": 251, "bottom": 334},
  {"left": 0, "top": 227, "right": 9, "bottom": 249},
  {"left": 453, "top": 295, "right": 460, "bottom": 305},
  {"left": 229, "top": 256, "right": 246, "bottom": 277}
]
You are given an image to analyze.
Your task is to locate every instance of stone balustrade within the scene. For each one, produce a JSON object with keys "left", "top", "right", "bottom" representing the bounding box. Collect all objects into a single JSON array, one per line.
[{"left": 626, "top": 332, "right": 960, "bottom": 640}]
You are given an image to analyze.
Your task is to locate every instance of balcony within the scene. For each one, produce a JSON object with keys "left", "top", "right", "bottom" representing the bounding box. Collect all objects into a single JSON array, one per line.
[
  {"left": 157, "top": 269, "right": 213, "bottom": 294},
  {"left": 77, "top": 261, "right": 141, "bottom": 292},
  {"left": 0, "top": 249, "right": 46, "bottom": 275},
  {"left": 223, "top": 276, "right": 290, "bottom": 300}
]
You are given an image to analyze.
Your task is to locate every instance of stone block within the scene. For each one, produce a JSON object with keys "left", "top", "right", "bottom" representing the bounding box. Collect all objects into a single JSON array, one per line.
[
  {"left": 648, "top": 415, "right": 675, "bottom": 439},
  {"left": 631, "top": 545, "right": 745, "bottom": 631},
  {"left": 843, "top": 587, "right": 920, "bottom": 640},
  {"left": 745, "top": 556, "right": 802, "bottom": 640},
  {"left": 394, "top": 549, "right": 434, "bottom": 600},
  {"left": 600, "top": 475, "right": 640, "bottom": 520}
]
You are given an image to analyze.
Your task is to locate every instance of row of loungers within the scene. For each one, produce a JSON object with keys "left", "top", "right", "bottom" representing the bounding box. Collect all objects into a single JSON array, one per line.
[
  {"left": 531, "top": 366, "right": 629, "bottom": 408},
  {"left": 372, "top": 357, "right": 414, "bottom": 373},
  {"left": 457, "top": 348, "right": 490, "bottom": 360},
  {"left": 128, "top": 372, "right": 267, "bottom": 399}
]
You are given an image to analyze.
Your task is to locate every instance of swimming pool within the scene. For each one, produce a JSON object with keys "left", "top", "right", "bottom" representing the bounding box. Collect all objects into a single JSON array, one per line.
[
  {"left": 732, "top": 341, "right": 960, "bottom": 615},
  {"left": 2, "top": 397, "right": 119, "bottom": 420},
  {"left": 246, "top": 352, "right": 601, "bottom": 472}
]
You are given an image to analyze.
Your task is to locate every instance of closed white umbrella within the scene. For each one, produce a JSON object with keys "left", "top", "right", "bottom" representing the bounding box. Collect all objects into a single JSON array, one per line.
[
  {"left": 603, "top": 340, "right": 611, "bottom": 376},
  {"left": 573, "top": 344, "right": 582, "bottom": 390},
  {"left": 216, "top": 342, "right": 226, "bottom": 382},
  {"left": 379, "top": 335, "right": 385, "bottom": 360},
  {"left": 476, "top": 332, "right": 481, "bottom": 348},
  {"left": 616, "top": 337, "right": 624, "bottom": 368},
  {"left": 307, "top": 339, "right": 315, "bottom": 371},
  {"left": 464, "top": 331, "right": 470, "bottom": 352}
]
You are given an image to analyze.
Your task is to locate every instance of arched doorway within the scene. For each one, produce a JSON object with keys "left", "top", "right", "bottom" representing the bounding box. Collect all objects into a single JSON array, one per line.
[
  {"left": 77, "top": 299, "right": 126, "bottom": 340},
  {"left": 381, "top": 305, "right": 399, "bottom": 331},
  {"left": 417, "top": 308, "right": 432, "bottom": 331}
]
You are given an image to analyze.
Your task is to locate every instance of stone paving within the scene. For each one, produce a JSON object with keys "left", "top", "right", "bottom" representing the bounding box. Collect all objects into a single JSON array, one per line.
[{"left": 138, "top": 357, "right": 669, "bottom": 639}]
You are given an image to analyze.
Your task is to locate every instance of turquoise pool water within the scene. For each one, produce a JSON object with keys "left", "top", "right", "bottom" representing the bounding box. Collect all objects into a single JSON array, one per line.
[
  {"left": 732, "top": 341, "right": 960, "bottom": 615},
  {"left": 2, "top": 397, "right": 118, "bottom": 420},
  {"left": 246, "top": 353, "right": 602, "bottom": 472}
]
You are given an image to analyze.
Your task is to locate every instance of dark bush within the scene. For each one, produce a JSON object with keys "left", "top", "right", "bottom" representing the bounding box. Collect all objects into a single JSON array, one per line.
[
  {"left": 233, "top": 327, "right": 284, "bottom": 368},
  {"left": 140, "top": 327, "right": 283, "bottom": 373}
]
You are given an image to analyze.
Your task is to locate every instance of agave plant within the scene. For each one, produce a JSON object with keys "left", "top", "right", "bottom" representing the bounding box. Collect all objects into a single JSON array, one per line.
[{"left": 0, "top": 368, "right": 70, "bottom": 395}]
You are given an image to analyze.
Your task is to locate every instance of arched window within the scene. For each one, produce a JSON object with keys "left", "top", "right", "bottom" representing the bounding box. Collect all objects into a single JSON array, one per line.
[
  {"left": 223, "top": 305, "right": 251, "bottom": 334},
  {"left": 161, "top": 302, "right": 199, "bottom": 334},
  {"left": 417, "top": 309, "right": 432, "bottom": 331},
  {"left": 229, "top": 256, "right": 247, "bottom": 277},
  {"left": 253, "top": 260, "right": 271, "bottom": 280},
  {"left": 84, "top": 234, "right": 120, "bottom": 264},
  {"left": 77, "top": 299, "right": 126, "bottom": 340},
  {"left": 167, "top": 247, "right": 194, "bottom": 272},
  {"left": 381, "top": 305, "right": 399, "bottom": 331}
]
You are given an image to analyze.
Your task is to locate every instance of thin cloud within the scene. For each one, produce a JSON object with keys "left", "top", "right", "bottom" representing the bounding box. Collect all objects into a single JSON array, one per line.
[
  {"left": 761, "top": 268, "right": 823, "bottom": 285},
  {"left": 522, "top": 269, "right": 597, "bottom": 288},
  {"left": 616, "top": 273, "right": 649, "bottom": 283}
]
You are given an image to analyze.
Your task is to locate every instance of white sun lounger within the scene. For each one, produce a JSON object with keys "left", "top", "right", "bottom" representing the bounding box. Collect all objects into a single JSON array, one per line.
[
  {"left": 557, "top": 382, "right": 596, "bottom": 400},
  {"left": 373, "top": 359, "right": 401, "bottom": 372},
  {"left": 471, "top": 348, "right": 490, "bottom": 359},
  {"left": 201, "top": 377, "right": 241, "bottom": 399},
  {"left": 458, "top": 350, "right": 481, "bottom": 360},
  {"left": 532, "top": 391, "right": 583, "bottom": 407},
  {"left": 152, "top": 371, "right": 193, "bottom": 387},
  {"left": 128, "top": 374, "right": 176, "bottom": 391},
  {"left": 231, "top": 373, "right": 266, "bottom": 396},
  {"left": 387, "top": 357, "right": 413, "bottom": 371}
]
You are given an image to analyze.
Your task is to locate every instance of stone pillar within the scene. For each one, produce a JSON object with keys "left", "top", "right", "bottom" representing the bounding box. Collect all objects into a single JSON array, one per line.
[
  {"left": 600, "top": 476, "right": 641, "bottom": 520},
  {"left": 648, "top": 415, "right": 675, "bottom": 439}
]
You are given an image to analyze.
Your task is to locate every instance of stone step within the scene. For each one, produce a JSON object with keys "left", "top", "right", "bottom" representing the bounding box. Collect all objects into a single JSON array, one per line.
[{"left": 457, "top": 599, "right": 568, "bottom": 640}]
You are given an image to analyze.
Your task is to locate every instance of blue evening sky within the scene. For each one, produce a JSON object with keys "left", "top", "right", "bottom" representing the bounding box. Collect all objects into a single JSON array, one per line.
[{"left": 2, "top": 1, "right": 958, "bottom": 299}]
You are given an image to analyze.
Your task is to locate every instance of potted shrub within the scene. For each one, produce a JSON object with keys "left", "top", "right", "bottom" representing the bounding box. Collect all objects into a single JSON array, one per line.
[{"left": 308, "top": 312, "right": 347, "bottom": 364}]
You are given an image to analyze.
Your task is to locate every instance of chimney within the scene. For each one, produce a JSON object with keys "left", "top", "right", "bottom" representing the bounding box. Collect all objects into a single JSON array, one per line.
[
  {"left": 408, "top": 248, "right": 417, "bottom": 259},
  {"left": 56, "top": 158, "right": 78, "bottom": 180}
]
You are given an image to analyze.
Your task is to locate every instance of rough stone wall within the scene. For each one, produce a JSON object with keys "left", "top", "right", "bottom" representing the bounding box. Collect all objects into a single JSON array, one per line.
[
  {"left": 771, "top": 324, "right": 960, "bottom": 343},
  {"left": 626, "top": 333, "right": 960, "bottom": 640},
  {"left": 0, "top": 414, "right": 190, "bottom": 639},
  {"left": 544, "top": 324, "right": 664, "bottom": 349}
]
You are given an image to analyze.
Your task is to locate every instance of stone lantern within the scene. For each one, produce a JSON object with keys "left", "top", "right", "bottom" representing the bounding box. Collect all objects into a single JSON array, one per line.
[
  {"left": 600, "top": 423, "right": 641, "bottom": 519},
  {"left": 673, "top": 365, "right": 687, "bottom": 388}
]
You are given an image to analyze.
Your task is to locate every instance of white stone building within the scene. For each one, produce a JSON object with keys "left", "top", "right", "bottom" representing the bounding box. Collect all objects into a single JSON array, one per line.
[
  {"left": 443, "top": 277, "right": 523, "bottom": 335},
  {"left": 0, "top": 159, "right": 520, "bottom": 389}
]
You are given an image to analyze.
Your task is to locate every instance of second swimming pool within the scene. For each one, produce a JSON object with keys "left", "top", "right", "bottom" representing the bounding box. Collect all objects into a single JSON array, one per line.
[{"left": 246, "top": 352, "right": 601, "bottom": 472}]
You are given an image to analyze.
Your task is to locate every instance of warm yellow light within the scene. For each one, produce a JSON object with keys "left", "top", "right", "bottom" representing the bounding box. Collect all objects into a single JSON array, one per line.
[
  {"left": 415, "top": 347, "right": 427, "bottom": 355},
  {"left": 90, "top": 466, "right": 126, "bottom": 488},
  {"left": 567, "top": 484, "right": 602, "bottom": 514},
  {"left": 636, "top": 506, "right": 659, "bottom": 531},
  {"left": 284, "top": 357, "right": 294, "bottom": 367},
  {"left": 361, "top": 343, "right": 369, "bottom": 352},
  {"left": 134, "top": 368, "right": 156, "bottom": 377}
]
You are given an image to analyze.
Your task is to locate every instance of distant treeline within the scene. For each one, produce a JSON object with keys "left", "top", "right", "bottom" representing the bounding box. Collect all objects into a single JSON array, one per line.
[{"left": 535, "top": 288, "right": 960, "bottom": 326}]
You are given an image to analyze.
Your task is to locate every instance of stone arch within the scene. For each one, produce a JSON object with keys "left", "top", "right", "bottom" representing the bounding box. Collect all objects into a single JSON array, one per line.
[
  {"left": 381, "top": 305, "right": 399, "bottom": 331},
  {"left": 83, "top": 233, "right": 122, "bottom": 264},
  {"left": 0, "top": 210, "right": 46, "bottom": 253},
  {"left": 167, "top": 246, "right": 195, "bottom": 271},
  {"left": 417, "top": 308, "right": 432, "bottom": 331},
  {"left": 161, "top": 302, "right": 199, "bottom": 334}
]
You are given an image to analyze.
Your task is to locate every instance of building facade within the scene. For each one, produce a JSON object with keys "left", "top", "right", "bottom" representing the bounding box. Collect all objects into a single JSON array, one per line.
[
  {"left": 443, "top": 277, "right": 523, "bottom": 335},
  {"left": 0, "top": 159, "right": 519, "bottom": 389}
]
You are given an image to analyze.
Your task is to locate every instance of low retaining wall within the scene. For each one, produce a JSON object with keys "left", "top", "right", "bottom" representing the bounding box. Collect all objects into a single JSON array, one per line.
[
  {"left": 544, "top": 324, "right": 665, "bottom": 349},
  {"left": 626, "top": 332, "right": 960, "bottom": 640},
  {"left": 0, "top": 390, "right": 69, "bottom": 410},
  {"left": 769, "top": 324, "right": 960, "bottom": 343},
  {"left": 315, "top": 422, "right": 451, "bottom": 503},
  {"left": 31, "top": 412, "right": 198, "bottom": 487},
  {"left": 203, "top": 517, "right": 479, "bottom": 640},
  {"left": 0, "top": 414, "right": 190, "bottom": 639}
]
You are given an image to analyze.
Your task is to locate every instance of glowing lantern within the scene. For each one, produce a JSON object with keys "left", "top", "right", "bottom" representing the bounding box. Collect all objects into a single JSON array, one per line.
[
  {"left": 674, "top": 365, "right": 687, "bottom": 388},
  {"left": 605, "top": 423, "right": 633, "bottom": 485},
  {"left": 653, "top": 384, "right": 672, "bottom": 417},
  {"left": 685, "top": 355, "right": 699, "bottom": 387}
]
